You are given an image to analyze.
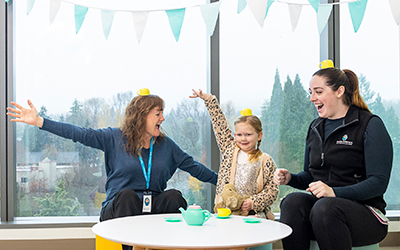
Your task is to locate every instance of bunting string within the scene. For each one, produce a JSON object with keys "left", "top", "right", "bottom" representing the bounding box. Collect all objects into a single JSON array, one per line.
[{"left": 5, "top": 0, "right": 399, "bottom": 42}]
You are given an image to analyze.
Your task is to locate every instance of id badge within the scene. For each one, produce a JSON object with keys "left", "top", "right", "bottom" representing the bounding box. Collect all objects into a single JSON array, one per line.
[{"left": 142, "top": 191, "right": 152, "bottom": 213}]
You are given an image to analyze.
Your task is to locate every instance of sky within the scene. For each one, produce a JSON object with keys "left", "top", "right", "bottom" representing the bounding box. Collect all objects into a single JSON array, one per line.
[{"left": 14, "top": 0, "right": 399, "bottom": 117}]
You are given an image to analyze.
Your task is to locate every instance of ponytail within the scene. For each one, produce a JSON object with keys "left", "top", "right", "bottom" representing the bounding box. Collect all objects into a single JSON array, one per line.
[
  {"left": 343, "top": 70, "right": 371, "bottom": 113},
  {"left": 248, "top": 141, "right": 263, "bottom": 163}
]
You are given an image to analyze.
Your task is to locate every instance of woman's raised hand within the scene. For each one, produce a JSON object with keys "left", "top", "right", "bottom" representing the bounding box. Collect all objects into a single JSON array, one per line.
[
  {"left": 273, "top": 168, "right": 291, "bottom": 186},
  {"left": 6, "top": 100, "right": 44, "bottom": 128},
  {"left": 189, "top": 89, "right": 211, "bottom": 100}
]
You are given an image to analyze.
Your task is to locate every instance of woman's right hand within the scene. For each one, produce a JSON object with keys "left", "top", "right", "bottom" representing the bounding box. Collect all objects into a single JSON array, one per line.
[
  {"left": 6, "top": 100, "right": 44, "bottom": 128},
  {"left": 273, "top": 168, "right": 291, "bottom": 186},
  {"left": 189, "top": 89, "right": 211, "bottom": 100}
]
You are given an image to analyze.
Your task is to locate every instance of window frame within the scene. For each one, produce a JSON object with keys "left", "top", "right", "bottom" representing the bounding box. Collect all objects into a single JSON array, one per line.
[{"left": 1, "top": 0, "right": 399, "bottom": 227}]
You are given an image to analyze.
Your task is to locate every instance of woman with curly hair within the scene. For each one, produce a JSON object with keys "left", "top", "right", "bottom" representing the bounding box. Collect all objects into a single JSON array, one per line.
[{"left": 7, "top": 90, "right": 217, "bottom": 242}]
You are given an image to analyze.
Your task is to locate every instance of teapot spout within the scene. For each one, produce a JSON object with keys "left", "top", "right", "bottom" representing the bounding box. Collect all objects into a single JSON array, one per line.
[{"left": 178, "top": 207, "right": 185, "bottom": 214}]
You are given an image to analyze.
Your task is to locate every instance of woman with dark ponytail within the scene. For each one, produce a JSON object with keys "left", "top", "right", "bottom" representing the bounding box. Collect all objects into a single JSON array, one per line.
[{"left": 274, "top": 61, "right": 393, "bottom": 250}]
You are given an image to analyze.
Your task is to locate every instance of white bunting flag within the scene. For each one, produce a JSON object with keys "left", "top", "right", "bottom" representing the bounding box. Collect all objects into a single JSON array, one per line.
[
  {"left": 388, "top": 0, "right": 400, "bottom": 25},
  {"left": 132, "top": 11, "right": 149, "bottom": 44},
  {"left": 288, "top": 4, "right": 302, "bottom": 32},
  {"left": 50, "top": 0, "right": 61, "bottom": 24},
  {"left": 246, "top": 0, "right": 268, "bottom": 27}
]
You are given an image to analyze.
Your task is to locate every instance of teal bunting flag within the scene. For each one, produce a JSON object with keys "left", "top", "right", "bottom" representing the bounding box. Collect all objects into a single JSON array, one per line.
[
  {"left": 166, "top": 8, "right": 186, "bottom": 42},
  {"left": 101, "top": 10, "right": 115, "bottom": 40},
  {"left": 200, "top": 2, "right": 221, "bottom": 36},
  {"left": 348, "top": 0, "right": 368, "bottom": 32},
  {"left": 74, "top": 5, "right": 89, "bottom": 34},
  {"left": 237, "top": 0, "right": 247, "bottom": 14},
  {"left": 264, "top": 0, "right": 274, "bottom": 19},
  {"left": 308, "top": 0, "right": 319, "bottom": 13},
  {"left": 317, "top": 4, "right": 333, "bottom": 34},
  {"left": 27, "top": 0, "right": 35, "bottom": 15}
]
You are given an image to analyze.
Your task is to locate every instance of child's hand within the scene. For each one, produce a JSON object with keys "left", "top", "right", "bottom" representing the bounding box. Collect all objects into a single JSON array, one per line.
[
  {"left": 189, "top": 89, "right": 211, "bottom": 100},
  {"left": 241, "top": 199, "right": 253, "bottom": 213}
]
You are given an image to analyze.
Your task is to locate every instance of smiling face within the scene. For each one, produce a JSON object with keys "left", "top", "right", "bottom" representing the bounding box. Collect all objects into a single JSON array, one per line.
[
  {"left": 145, "top": 107, "right": 165, "bottom": 141},
  {"left": 309, "top": 75, "right": 348, "bottom": 119},
  {"left": 234, "top": 122, "right": 263, "bottom": 154}
]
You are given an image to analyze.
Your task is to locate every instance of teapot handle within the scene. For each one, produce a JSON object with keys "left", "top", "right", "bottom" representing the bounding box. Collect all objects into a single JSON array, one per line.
[{"left": 203, "top": 210, "right": 211, "bottom": 222}]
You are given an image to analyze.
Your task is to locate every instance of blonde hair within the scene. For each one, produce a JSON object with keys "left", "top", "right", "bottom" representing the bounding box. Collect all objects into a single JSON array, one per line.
[
  {"left": 313, "top": 68, "right": 371, "bottom": 112},
  {"left": 234, "top": 115, "right": 263, "bottom": 163},
  {"left": 121, "top": 95, "right": 165, "bottom": 157}
]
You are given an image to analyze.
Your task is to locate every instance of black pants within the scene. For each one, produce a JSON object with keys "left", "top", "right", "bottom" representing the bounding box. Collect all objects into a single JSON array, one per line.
[
  {"left": 100, "top": 189, "right": 187, "bottom": 250},
  {"left": 280, "top": 192, "right": 387, "bottom": 250}
]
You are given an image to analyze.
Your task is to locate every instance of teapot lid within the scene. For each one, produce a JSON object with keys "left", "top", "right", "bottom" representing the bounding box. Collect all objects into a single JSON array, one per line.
[{"left": 188, "top": 204, "right": 202, "bottom": 209}]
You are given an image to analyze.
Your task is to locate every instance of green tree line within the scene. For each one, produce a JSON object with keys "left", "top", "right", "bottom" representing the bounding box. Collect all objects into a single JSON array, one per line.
[{"left": 16, "top": 70, "right": 400, "bottom": 216}]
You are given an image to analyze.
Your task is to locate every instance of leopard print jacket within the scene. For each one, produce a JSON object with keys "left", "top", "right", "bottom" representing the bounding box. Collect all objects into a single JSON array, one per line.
[{"left": 204, "top": 95, "right": 279, "bottom": 216}]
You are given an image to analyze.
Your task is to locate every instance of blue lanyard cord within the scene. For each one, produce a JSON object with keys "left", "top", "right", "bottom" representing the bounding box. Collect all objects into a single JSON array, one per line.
[{"left": 138, "top": 137, "right": 153, "bottom": 190}]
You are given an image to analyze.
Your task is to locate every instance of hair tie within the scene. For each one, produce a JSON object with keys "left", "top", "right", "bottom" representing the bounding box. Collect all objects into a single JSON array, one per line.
[
  {"left": 319, "top": 59, "right": 334, "bottom": 69},
  {"left": 240, "top": 108, "right": 252, "bottom": 116},
  {"left": 137, "top": 88, "right": 150, "bottom": 96}
]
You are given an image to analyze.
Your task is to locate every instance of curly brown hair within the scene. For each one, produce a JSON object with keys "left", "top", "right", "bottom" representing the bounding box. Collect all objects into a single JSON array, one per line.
[{"left": 121, "top": 94, "right": 165, "bottom": 157}]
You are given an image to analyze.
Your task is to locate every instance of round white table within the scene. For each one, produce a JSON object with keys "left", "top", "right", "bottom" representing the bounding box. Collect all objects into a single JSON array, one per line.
[{"left": 92, "top": 213, "right": 292, "bottom": 249}]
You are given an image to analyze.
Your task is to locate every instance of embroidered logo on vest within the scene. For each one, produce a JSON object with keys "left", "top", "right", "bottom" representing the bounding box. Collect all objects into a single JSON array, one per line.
[{"left": 336, "top": 134, "right": 353, "bottom": 145}]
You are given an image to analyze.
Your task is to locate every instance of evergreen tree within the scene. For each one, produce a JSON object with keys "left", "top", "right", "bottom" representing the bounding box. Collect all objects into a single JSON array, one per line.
[
  {"left": 261, "top": 69, "right": 282, "bottom": 161},
  {"left": 358, "top": 74, "right": 375, "bottom": 106},
  {"left": 34, "top": 178, "right": 81, "bottom": 216}
]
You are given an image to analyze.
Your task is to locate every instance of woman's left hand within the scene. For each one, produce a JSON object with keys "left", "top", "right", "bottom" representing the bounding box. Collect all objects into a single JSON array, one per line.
[
  {"left": 307, "top": 181, "right": 336, "bottom": 198},
  {"left": 241, "top": 199, "right": 253, "bottom": 213}
]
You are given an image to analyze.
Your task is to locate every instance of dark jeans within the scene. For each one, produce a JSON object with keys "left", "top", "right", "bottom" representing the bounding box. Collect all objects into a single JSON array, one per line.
[
  {"left": 100, "top": 189, "right": 187, "bottom": 250},
  {"left": 280, "top": 192, "right": 387, "bottom": 250}
]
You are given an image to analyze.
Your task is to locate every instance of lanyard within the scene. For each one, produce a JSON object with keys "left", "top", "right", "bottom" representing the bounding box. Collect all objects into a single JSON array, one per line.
[{"left": 138, "top": 137, "right": 153, "bottom": 190}]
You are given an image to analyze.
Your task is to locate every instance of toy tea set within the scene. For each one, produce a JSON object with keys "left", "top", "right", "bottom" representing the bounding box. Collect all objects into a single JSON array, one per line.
[{"left": 164, "top": 203, "right": 260, "bottom": 226}]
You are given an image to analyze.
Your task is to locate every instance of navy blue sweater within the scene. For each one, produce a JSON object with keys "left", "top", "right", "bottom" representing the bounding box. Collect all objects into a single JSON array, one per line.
[{"left": 41, "top": 119, "right": 218, "bottom": 208}]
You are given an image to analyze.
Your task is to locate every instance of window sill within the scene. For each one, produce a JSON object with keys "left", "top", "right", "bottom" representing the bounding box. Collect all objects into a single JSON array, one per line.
[{"left": 0, "top": 216, "right": 98, "bottom": 229}]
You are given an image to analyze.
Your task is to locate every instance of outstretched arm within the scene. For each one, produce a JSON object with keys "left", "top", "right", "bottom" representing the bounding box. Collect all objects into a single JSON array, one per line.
[{"left": 6, "top": 100, "right": 44, "bottom": 128}]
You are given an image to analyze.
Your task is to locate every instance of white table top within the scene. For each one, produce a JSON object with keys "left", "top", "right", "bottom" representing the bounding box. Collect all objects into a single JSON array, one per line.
[{"left": 92, "top": 213, "right": 292, "bottom": 249}]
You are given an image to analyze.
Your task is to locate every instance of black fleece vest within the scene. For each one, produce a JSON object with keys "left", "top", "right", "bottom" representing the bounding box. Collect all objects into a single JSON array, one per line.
[{"left": 306, "top": 105, "right": 386, "bottom": 211}]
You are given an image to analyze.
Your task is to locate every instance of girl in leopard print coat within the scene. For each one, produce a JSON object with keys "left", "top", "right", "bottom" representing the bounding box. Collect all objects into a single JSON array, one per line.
[{"left": 190, "top": 89, "right": 278, "bottom": 219}]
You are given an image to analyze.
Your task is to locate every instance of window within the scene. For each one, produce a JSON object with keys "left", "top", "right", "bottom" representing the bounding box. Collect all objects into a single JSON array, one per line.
[
  {"left": 340, "top": 0, "right": 400, "bottom": 209},
  {"left": 220, "top": 0, "right": 320, "bottom": 212},
  {"left": 13, "top": 0, "right": 211, "bottom": 217},
  {"left": 2, "top": 0, "right": 399, "bottom": 223}
]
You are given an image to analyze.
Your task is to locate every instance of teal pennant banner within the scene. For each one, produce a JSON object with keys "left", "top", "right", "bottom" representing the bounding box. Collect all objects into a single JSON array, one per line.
[
  {"left": 101, "top": 10, "right": 116, "bottom": 40},
  {"left": 317, "top": 4, "right": 333, "bottom": 34},
  {"left": 200, "top": 2, "right": 221, "bottom": 37},
  {"left": 166, "top": 8, "right": 186, "bottom": 42},
  {"left": 27, "top": 0, "right": 35, "bottom": 15},
  {"left": 348, "top": 0, "right": 368, "bottom": 32},
  {"left": 264, "top": 0, "right": 274, "bottom": 19},
  {"left": 308, "top": 0, "right": 319, "bottom": 13},
  {"left": 237, "top": 0, "right": 246, "bottom": 14},
  {"left": 75, "top": 5, "right": 89, "bottom": 34}
]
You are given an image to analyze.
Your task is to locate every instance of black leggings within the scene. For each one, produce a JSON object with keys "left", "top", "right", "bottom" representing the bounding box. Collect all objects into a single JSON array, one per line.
[
  {"left": 280, "top": 192, "right": 387, "bottom": 250},
  {"left": 100, "top": 189, "right": 187, "bottom": 250}
]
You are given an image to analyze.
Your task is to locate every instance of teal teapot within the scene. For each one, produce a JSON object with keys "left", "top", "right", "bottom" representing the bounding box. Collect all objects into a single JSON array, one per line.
[{"left": 179, "top": 204, "right": 211, "bottom": 226}]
